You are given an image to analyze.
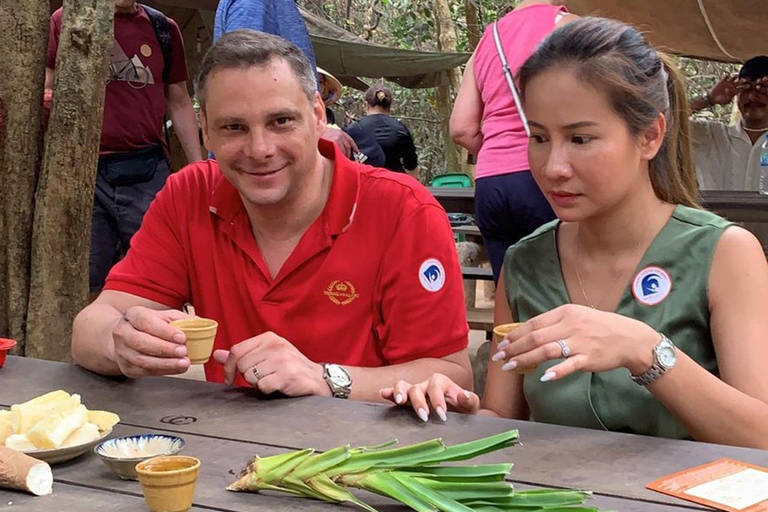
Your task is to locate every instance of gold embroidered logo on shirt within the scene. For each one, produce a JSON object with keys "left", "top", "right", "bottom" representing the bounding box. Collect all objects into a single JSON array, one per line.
[{"left": 324, "top": 280, "right": 359, "bottom": 306}]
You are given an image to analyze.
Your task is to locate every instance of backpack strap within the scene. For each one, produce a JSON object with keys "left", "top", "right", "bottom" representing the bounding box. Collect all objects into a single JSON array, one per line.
[
  {"left": 141, "top": 4, "right": 172, "bottom": 84},
  {"left": 492, "top": 22, "right": 530, "bottom": 137}
]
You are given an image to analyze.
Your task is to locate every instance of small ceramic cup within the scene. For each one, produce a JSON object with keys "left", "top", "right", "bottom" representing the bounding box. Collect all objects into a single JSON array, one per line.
[
  {"left": 170, "top": 318, "right": 218, "bottom": 364},
  {"left": 136, "top": 455, "right": 201, "bottom": 512},
  {"left": 492, "top": 323, "right": 523, "bottom": 345},
  {"left": 492, "top": 323, "right": 532, "bottom": 372}
]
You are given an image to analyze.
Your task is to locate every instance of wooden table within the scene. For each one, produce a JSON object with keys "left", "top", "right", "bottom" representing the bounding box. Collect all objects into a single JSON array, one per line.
[{"left": 2, "top": 356, "right": 767, "bottom": 511}]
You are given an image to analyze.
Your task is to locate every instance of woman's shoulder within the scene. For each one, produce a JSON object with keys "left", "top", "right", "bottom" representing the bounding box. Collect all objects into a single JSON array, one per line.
[
  {"left": 504, "top": 219, "right": 559, "bottom": 263},
  {"left": 671, "top": 205, "right": 732, "bottom": 231}
]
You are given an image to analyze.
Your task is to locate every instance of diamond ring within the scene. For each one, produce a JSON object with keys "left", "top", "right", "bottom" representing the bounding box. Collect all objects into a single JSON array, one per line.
[
  {"left": 556, "top": 339, "right": 571, "bottom": 358},
  {"left": 251, "top": 366, "right": 263, "bottom": 381}
]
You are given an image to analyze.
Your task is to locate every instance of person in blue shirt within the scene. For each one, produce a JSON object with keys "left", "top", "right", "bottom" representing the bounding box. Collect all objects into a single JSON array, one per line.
[{"left": 214, "top": 0, "right": 316, "bottom": 73}]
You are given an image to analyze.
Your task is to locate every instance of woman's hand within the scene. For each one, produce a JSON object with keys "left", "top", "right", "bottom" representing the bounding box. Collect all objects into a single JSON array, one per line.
[
  {"left": 380, "top": 373, "right": 480, "bottom": 422},
  {"left": 493, "top": 304, "right": 660, "bottom": 381}
]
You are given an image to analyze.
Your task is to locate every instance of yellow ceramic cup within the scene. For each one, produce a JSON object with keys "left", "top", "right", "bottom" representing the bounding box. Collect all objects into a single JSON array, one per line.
[
  {"left": 136, "top": 455, "right": 201, "bottom": 512},
  {"left": 492, "top": 323, "right": 523, "bottom": 345},
  {"left": 492, "top": 323, "right": 534, "bottom": 372},
  {"left": 170, "top": 318, "right": 218, "bottom": 365}
]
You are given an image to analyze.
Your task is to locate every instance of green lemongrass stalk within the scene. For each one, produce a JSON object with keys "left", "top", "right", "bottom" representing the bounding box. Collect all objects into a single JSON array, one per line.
[{"left": 228, "top": 430, "right": 599, "bottom": 512}]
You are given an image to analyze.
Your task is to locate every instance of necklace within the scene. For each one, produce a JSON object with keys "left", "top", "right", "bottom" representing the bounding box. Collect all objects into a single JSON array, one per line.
[
  {"left": 740, "top": 122, "right": 768, "bottom": 133},
  {"left": 574, "top": 225, "right": 647, "bottom": 310}
]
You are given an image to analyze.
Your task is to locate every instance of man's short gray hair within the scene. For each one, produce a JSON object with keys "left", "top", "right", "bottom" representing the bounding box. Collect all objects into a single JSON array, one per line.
[{"left": 195, "top": 29, "right": 318, "bottom": 111}]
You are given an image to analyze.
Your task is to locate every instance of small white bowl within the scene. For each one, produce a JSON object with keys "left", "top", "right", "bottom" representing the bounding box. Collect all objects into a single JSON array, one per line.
[{"left": 94, "top": 434, "right": 185, "bottom": 480}]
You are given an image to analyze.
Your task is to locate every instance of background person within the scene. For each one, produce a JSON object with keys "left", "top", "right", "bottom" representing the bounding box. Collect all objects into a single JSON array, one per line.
[
  {"left": 688, "top": 56, "right": 768, "bottom": 191},
  {"left": 450, "top": 0, "right": 577, "bottom": 283},
  {"left": 46, "top": 0, "right": 202, "bottom": 298},
  {"left": 352, "top": 84, "right": 419, "bottom": 178}
]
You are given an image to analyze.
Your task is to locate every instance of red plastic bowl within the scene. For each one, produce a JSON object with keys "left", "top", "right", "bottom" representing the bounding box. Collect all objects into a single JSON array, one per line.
[{"left": 0, "top": 338, "right": 17, "bottom": 368}]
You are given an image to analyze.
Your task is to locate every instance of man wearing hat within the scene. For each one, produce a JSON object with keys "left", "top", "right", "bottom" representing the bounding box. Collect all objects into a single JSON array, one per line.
[
  {"left": 319, "top": 67, "right": 386, "bottom": 168},
  {"left": 689, "top": 56, "right": 768, "bottom": 191}
]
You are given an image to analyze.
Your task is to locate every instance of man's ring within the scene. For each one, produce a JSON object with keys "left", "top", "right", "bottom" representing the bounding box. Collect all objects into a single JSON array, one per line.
[
  {"left": 251, "top": 366, "right": 263, "bottom": 381},
  {"left": 556, "top": 339, "right": 571, "bottom": 358}
]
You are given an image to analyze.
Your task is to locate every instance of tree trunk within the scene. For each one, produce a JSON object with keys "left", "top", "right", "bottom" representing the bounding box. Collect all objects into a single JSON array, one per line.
[
  {"left": 0, "top": 0, "right": 50, "bottom": 354},
  {"left": 433, "top": 0, "right": 468, "bottom": 175},
  {"left": 25, "top": 0, "right": 113, "bottom": 361},
  {"left": 464, "top": 0, "right": 481, "bottom": 52}
]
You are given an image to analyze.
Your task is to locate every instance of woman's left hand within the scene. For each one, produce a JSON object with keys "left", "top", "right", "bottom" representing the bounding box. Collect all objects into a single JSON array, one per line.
[{"left": 493, "top": 304, "right": 659, "bottom": 381}]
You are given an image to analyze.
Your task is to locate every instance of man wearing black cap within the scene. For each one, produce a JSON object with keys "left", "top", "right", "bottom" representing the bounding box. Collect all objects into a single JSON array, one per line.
[{"left": 690, "top": 56, "right": 768, "bottom": 191}]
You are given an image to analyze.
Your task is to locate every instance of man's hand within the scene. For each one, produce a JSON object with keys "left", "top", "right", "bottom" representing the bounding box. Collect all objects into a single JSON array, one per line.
[
  {"left": 707, "top": 74, "right": 748, "bottom": 106},
  {"left": 213, "top": 332, "right": 331, "bottom": 397},
  {"left": 112, "top": 307, "right": 192, "bottom": 378},
  {"left": 322, "top": 126, "right": 359, "bottom": 158}
]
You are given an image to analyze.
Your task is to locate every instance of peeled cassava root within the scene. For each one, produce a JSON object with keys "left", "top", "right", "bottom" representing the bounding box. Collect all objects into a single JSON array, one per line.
[{"left": 0, "top": 445, "right": 53, "bottom": 496}]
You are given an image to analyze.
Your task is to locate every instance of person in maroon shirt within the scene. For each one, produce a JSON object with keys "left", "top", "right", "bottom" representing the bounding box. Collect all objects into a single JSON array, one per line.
[
  {"left": 46, "top": 0, "right": 202, "bottom": 297},
  {"left": 71, "top": 30, "right": 472, "bottom": 405}
]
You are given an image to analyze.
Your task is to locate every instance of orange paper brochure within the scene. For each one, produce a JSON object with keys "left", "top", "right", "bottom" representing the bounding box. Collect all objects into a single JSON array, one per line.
[{"left": 647, "top": 458, "right": 768, "bottom": 512}]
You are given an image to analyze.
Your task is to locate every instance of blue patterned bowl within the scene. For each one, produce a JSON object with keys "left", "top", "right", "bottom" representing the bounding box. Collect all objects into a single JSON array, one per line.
[{"left": 95, "top": 434, "right": 185, "bottom": 480}]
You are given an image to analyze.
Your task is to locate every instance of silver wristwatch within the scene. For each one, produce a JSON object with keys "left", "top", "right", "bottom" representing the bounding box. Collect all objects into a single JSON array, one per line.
[
  {"left": 630, "top": 334, "right": 678, "bottom": 386},
  {"left": 322, "top": 364, "right": 352, "bottom": 399}
]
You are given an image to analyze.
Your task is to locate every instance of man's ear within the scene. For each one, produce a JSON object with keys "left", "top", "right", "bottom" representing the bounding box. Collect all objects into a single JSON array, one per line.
[
  {"left": 640, "top": 112, "right": 667, "bottom": 161},
  {"left": 199, "top": 109, "right": 211, "bottom": 151},
  {"left": 313, "top": 91, "right": 327, "bottom": 130}
]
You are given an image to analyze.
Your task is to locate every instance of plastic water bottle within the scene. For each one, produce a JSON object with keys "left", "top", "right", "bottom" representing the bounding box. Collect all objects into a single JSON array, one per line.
[{"left": 760, "top": 135, "right": 768, "bottom": 195}]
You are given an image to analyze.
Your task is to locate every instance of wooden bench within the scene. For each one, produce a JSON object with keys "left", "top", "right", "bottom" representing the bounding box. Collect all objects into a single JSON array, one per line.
[
  {"left": 461, "top": 266, "right": 493, "bottom": 280},
  {"left": 467, "top": 306, "right": 494, "bottom": 334}
]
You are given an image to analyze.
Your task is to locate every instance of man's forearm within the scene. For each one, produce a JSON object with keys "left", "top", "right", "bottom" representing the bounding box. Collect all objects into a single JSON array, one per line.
[
  {"left": 168, "top": 102, "right": 202, "bottom": 163},
  {"left": 71, "top": 303, "right": 123, "bottom": 376},
  {"left": 690, "top": 95, "right": 712, "bottom": 113},
  {"left": 344, "top": 352, "right": 472, "bottom": 402}
]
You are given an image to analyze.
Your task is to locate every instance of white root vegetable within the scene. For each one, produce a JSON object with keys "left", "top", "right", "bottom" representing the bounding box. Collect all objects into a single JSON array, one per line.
[{"left": 0, "top": 445, "right": 53, "bottom": 496}]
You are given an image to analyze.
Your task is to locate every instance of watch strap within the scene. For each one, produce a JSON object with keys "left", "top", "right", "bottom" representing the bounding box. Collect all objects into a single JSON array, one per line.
[
  {"left": 322, "top": 363, "right": 351, "bottom": 399},
  {"left": 630, "top": 334, "right": 675, "bottom": 386}
]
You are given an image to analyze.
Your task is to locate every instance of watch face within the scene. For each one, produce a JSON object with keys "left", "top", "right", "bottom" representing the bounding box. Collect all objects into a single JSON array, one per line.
[
  {"left": 328, "top": 365, "right": 352, "bottom": 387},
  {"left": 657, "top": 344, "right": 677, "bottom": 368}
]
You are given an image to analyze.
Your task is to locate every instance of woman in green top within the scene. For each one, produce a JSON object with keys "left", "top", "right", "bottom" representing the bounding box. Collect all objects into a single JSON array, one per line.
[{"left": 382, "top": 17, "right": 768, "bottom": 449}]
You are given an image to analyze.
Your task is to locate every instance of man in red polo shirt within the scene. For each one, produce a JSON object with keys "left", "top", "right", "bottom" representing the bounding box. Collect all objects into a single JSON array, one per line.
[{"left": 71, "top": 30, "right": 471, "bottom": 407}]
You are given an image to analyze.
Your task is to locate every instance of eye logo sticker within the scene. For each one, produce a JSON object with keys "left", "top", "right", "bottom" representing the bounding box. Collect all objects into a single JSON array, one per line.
[
  {"left": 419, "top": 259, "right": 446, "bottom": 292},
  {"left": 632, "top": 266, "right": 671, "bottom": 306}
]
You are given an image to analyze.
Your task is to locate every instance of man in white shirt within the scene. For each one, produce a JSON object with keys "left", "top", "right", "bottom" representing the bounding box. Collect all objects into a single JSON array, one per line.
[{"left": 689, "top": 56, "right": 768, "bottom": 191}]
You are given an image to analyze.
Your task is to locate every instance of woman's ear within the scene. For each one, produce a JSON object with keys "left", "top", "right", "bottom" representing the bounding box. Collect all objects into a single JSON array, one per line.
[{"left": 639, "top": 112, "right": 667, "bottom": 161}]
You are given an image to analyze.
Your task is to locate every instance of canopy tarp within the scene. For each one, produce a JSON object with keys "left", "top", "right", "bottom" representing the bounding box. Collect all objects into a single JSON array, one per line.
[
  {"left": 568, "top": 0, "right": 766, "bottom": 63},
  {"left": 136, "top": 0, "right": 470, "bottom": 89}
]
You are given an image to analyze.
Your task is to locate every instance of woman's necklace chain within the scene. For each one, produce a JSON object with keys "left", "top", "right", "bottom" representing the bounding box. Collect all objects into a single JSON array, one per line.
[{"left": 574, "top": 226, "right": 647, "bottom": 310}]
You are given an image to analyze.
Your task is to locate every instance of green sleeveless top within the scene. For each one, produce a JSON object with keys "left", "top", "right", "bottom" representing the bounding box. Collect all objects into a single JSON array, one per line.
[{"left": 503, "top": 205, "right": 731, "bottom": 440}]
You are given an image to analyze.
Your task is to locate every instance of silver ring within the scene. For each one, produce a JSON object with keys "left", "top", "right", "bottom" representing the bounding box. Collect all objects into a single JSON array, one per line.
[
  {"left": 556, "top": 339, "right": 571, "bottom": 358},
  {"left": 251, "top": 366, "right": 263, "bottom": 381}
]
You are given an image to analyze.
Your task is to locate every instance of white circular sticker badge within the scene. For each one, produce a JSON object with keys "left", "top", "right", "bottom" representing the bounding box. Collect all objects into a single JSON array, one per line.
[
  {"left": 419, "top": 259, "right": 446, "bottom": 292},
  {"left": 632, "top": 266, "right": 672, "bottom": 306}
]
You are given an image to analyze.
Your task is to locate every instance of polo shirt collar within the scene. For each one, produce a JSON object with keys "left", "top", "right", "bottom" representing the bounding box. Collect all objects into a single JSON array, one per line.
[
  {"left": 208, "top": 138, "right": 360, "bottom": 235},
  {"left": 319, "top": 138, "right": 360, "bottom": 235}
]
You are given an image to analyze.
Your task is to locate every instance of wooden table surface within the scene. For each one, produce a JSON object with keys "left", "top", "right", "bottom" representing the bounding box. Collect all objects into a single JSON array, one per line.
[{"left": 1, "top": 356, "right": 766, "bottom": 511}]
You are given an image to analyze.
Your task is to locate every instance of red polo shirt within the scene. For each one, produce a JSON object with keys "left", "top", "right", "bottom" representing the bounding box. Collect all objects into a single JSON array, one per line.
[{"left": 105, "top": 140, "right": 469, "bottom": 385}]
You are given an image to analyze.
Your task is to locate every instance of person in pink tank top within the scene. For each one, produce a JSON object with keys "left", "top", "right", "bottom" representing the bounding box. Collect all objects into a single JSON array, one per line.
[{"left": 450, "top": 0, "right": 577, "bottom": 282}]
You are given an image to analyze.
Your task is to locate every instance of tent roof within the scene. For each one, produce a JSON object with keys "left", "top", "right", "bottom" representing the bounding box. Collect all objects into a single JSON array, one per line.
[
  {"left": 568, "top": 0, "right": 766, "bottom": 63},
  {"left": 142, "top": 0, "right": 470, "bottom": 89}
]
